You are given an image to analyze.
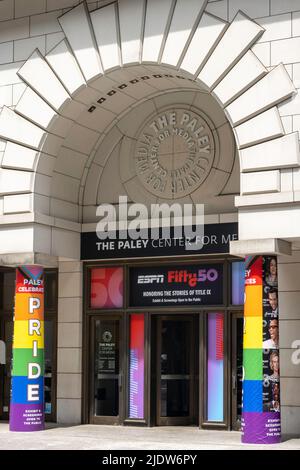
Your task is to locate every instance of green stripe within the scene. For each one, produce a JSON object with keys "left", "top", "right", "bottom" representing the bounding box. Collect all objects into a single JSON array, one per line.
[
  {"left": 12, "top": 348, "right": 44, "bottom": 376},
  {"left": 243, "top": 348, "right": 263, "bottom": 381}
]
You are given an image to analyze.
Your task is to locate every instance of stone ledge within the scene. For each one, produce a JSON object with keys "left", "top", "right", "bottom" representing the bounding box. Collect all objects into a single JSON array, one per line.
[
  {"left": 230, "top": 238, "right": 292, "bottom": 257},
  {"left": 0, "top": 251, "right": 58, "bottom": 267}
]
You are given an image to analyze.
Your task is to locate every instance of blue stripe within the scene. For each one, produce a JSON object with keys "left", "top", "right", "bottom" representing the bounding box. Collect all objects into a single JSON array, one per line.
[
  {"left": 243, "top": 380, "right": 263, "bottom": 412},
  {"left": 11, "top": 376, "right": 44, "bottom": 405}
]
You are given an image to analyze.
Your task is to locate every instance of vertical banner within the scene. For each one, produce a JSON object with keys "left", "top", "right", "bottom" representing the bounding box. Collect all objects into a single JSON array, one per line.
[
  {"left": 242, "top": 256, "right": 280, "bottom": 444},
  {"left": 207, "top": 313, "right": 224, "bottom": 421},
  {"left": 129, "top": 314, "right": 144, "bottom": 419},
  {"left": 10, "top": 266, "right": 45, "bottom": 432}
]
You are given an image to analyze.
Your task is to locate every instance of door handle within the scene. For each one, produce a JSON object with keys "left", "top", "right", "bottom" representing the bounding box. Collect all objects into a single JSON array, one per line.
[
  {"left": 0, "top": 341, "right": 5, "bottom": 365},
  {"left": 118, "top": 374, "right": 122, "bottom": 389},
  {"left": 232, "top": 373, "right": 237, "bottom": 391}
]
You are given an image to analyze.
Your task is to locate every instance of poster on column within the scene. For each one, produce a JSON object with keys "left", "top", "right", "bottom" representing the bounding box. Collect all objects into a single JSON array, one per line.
[
  {"left": 242, "top": 255, "right": 281, "bottom": 444},
  {"left": 262, "top": 256, "right": 281, "bottom": 438},
  {"left": 242, "top": 256, "right": 263, "bottom": 443},
  {"left": 9, "top": 266, "right": 45, "bottom": 432}
]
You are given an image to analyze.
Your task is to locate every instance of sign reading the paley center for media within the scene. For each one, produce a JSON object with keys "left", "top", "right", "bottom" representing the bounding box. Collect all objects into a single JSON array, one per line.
[
  {"left": 81, "top": 223, "right": 238, "bottom": 260},
  {"left": 129, "top": 264, "right": 224, "bottom": 307}
]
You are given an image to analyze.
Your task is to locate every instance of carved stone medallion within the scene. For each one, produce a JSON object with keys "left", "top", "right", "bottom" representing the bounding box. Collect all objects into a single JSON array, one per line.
[{"left": 134, "top": 108, "right": 215, "bottom": 199}]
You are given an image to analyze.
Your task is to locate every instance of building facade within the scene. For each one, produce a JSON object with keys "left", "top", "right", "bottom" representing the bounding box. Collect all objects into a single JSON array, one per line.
[{"left": 0, "top": 0, "right": 299, "bottom": 438}]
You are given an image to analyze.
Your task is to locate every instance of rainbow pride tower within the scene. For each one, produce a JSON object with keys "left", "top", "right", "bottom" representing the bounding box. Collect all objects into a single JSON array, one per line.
[
  {"left": 242, "top": 256, "right": 281, "bottom": 444},
  {"left": 10, "top": 266, "right": 45, "bottom": 432}
]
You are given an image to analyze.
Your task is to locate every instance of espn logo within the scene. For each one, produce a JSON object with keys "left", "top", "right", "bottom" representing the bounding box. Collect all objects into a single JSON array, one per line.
[{"left": 137, "top": 275, "right": 164, "bottom": 284}]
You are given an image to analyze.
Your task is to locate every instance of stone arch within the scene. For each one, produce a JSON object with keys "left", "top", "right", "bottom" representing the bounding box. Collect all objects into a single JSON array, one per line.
[{"left": 0, "top": 0, "right": 298, "bottom": 260}]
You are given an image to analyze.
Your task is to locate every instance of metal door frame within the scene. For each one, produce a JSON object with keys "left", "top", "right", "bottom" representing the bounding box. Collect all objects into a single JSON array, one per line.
[
  {"left": 231, "top": 311, "right": 244, "bottom": 431},
  {"left": 89, "top": 314, "right": 124, "bottom": 425},
  {"left": 155, "top": 315, "right": 197, "bottom": 426}
]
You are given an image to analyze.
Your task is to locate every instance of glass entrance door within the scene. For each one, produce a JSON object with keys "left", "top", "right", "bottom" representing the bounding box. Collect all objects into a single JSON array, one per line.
[
  {"left": 90, "top": 316, "right": 122, "bottom": 424},
  {"left": 231, "top": 312, "right": 244, "bottom": 430},
  {"left": 156, "top": 316, "right": 196, "bottom": 425},
  {"left": 0, "top": 317, "right": 13, "bottom": 420}
]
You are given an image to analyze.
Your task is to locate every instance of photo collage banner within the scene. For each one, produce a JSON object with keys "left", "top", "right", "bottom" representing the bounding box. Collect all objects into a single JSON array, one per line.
[
  {"left": 10, "top": 266, "right": 45, "bottom": 432},
  {"left": 242, "top": 256, "right": 280, "bottom": 444}
]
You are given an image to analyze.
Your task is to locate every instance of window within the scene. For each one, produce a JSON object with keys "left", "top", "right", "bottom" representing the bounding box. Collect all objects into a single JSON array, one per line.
[
  {"left": 90, "top": 267, "right": 124, "bottom": 309},
  {"left": 128, "top": 314, "right": 145, "bottom": 419},
  {"left": 42, "top": 270, "right": 58, "bottom": 420},
  {"left": 207, "top": 312, "right": 224, "bottom": 422},
  {"left": 231, "top": 261, "right": 245, "bottom": 305}
]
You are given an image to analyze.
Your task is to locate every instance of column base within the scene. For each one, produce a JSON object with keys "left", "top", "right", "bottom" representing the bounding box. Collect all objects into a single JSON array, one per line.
[
  {"left": 242, "top": 412, "right": 281, "bottom": 444},
  {"left": 9, "top": 404, "right": 45, "bottom": 432}
]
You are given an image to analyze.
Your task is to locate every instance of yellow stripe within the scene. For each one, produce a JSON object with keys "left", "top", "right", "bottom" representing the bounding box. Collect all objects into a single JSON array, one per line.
[
  {"left": 14, "top": 292, "right": 44, "bottom": 321},
  {"left": 12, "top": 320, "right": 44, "bottom": 349},
  {"left": 243, "top": 316, "right": 262, "bottom": 349}
]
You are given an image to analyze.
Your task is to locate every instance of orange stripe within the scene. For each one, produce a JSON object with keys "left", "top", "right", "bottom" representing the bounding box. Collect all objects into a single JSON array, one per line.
[
  {"left": 14, "top": 293, "right": 44, "bottom": 321},
  {"left": 244, "top": 284, "right": 262, "bottom": 317}
]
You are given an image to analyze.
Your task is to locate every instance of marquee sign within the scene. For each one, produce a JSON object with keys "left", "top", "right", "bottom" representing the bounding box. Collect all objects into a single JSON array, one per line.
[
  {"left": 10, "top": 266, "right": 45, "bottom": 432},
  {"left": 129, "top": 264, "right": 223, "bottom": 307},
  {"left": 81, "top": 222, "right": 238, "bottom": 260}
]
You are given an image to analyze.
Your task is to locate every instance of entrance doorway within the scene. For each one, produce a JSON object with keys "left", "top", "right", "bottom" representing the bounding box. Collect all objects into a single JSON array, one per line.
[
  {"left": 89, "top": 316, "right": 123, "bottom": 424},
  {"left": 155, "top": 315, "right": 198, "bottom": 426},
  {"left": 0, "top": 316, "right": 13, "bottom": 420},
  {"left": 231, "top": 312, "right": 243, "bottom": 430},
  {"left": 84, "top": 262, "right": 246, "bottom": 428}
]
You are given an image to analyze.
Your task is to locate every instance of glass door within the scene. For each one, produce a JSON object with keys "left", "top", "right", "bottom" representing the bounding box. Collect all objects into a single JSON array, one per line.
[
  {"left": 0, "top": 316, "right": 13, "bottom": 420},
  {"left": 44, "top": 318, "right": 57, "bottom": 421},
  {"left": 231, "top": 312, "right": 244, "bottom": 430},
  {"left": 156, "top": 316, "right": 196, "bottom": 426},
  {"left": 90, "top": 316, "right": 123, "bottom": 424},
  {"left": 0, "top": 270, "right": 14, "bottom": 420}
]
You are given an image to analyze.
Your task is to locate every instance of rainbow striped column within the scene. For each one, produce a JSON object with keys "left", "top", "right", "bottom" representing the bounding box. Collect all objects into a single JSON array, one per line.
[
  {"left": 242, "top": 256, "right": 281, "bottom": 444},
  {"left": 10, "top": 266, "right": 45, "bottom": 432}
]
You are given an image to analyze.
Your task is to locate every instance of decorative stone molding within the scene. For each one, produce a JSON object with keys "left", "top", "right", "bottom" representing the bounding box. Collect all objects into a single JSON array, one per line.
[{"left": 0, "top": 0, "right": 297, "bottom": 256}]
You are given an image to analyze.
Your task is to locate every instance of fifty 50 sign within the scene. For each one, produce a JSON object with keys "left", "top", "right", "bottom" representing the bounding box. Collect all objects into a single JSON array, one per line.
[{"left": 129, "top": 264, "right": 223, "bottom": 307}]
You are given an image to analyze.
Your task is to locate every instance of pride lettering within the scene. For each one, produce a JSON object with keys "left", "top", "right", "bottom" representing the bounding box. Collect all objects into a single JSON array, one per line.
[{"left": 9, "top": 266, "right": 45, "bottom": 432}]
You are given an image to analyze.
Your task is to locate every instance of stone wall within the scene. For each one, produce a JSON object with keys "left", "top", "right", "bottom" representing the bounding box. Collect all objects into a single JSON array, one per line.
[
  {"left": 0, "top": 0, "right": 298, "bottom": 138},
  {"left": 57, "top": 260, "right": 83, "bottom": 424},
  {"left": 0, "top": 0, "right": 299, "bottom": 433},
  {"left": 278, "top": 251, "right": 300, "bottom": 436}
]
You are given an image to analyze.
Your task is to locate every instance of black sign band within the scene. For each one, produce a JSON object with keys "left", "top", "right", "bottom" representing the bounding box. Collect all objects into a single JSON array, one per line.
[{"left": 81, "top": 223, "right": 238, "bottom": 260}]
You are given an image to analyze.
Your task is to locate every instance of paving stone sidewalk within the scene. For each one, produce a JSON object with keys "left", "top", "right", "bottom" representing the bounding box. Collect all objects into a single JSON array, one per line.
[{"left": 0, "top": 423, "right": 299, "bottom": 450}]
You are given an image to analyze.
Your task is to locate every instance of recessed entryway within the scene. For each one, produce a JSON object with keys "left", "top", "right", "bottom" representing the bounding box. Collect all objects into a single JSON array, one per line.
[{"left": 154, "top": 315, "right": 199, "bottom": 426}]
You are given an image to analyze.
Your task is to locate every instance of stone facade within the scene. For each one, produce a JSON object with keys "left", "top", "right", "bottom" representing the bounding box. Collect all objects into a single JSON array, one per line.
[{"left": 0, "top": 0, "right": 299, "bottom": 434}]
